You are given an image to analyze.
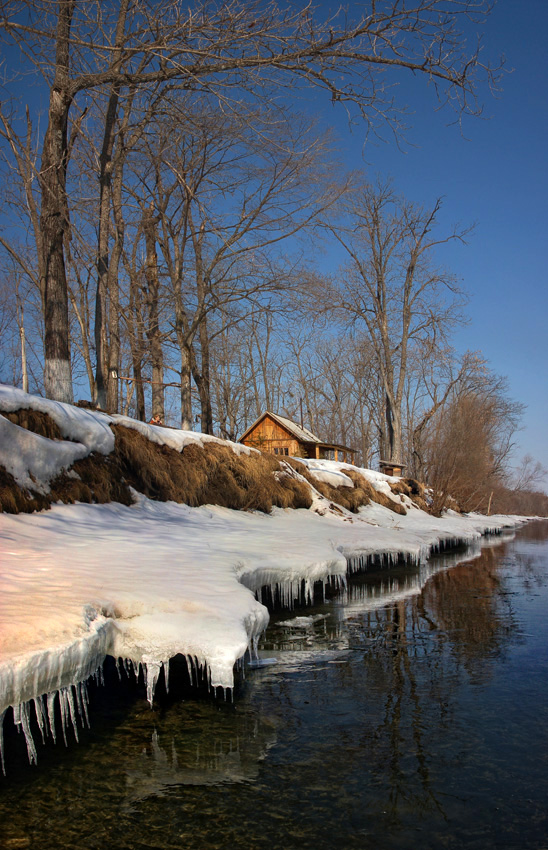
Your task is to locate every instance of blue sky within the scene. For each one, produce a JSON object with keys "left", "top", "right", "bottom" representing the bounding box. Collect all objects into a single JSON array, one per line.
[
  {"left": 309, "top": 0, "right": 548, "bottom": 475},
  {"left": 1, "top": 2, "right": 545, "bottom": 475}
]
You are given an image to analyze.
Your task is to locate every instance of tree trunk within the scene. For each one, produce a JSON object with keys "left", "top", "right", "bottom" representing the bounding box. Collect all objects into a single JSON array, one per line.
[
  {"left": 195, "top": 316, "right": 213, "bottom": 434},
  {"left": 105, "top": 169, "right": 125, "bottom": 413},
  {"left": 179, "top": 344, "right": 193, "bottom": 430},
  {"left": 39, "top": 0, "right": 76, "bottom": 403},
  {"left": 142, "top": 206, "right": 164, "bottom": 421},
  {"left": 95, "top": 0, "right": 129, "bottom": 410},
  {"left": 128, "top": 283, "right": 146, "bottom": 421},
  {"left": 385, "top": 392, "right": 403, "bottom": 464},
  {"left": 106, "top": 273, "right": 120, "bottom": 413}
]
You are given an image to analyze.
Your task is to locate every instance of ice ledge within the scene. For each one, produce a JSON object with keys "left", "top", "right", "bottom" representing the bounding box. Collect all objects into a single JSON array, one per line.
[{"left": 0, "top": 496, "right": 527, "bottom": 770}]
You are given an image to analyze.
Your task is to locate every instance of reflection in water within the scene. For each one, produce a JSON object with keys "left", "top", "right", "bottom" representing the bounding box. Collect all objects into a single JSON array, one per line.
[
  {"left": 1, "top": 521, "right": 547, "bottom": 850},
  {"left": 123, "top": 708, "right": 278, "bottom": 811}
]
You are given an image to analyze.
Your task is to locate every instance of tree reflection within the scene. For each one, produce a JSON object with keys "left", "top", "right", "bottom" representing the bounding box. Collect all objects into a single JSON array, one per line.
[{"left": 257, "top": 522, "right": 548, "bottom": 831}]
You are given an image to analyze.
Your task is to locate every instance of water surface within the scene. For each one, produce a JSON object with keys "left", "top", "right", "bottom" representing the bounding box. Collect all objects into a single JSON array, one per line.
[{"left": 1, "top": 521, "right": 547, "bottom": 849}]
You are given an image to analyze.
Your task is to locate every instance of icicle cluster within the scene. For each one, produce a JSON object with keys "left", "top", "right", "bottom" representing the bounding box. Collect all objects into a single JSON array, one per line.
[
  {"left": 115, "top": 655, "right": 214, "bottom": 705},
  {"left": 0, "top": 515, "right": 515, "bottom": 774},
  {"left": 254, "top": 575, "right": 346, "bottom": 610},
  {"left": 0, "top": 676, "right": 98, "bottom": 774},
  {"left": 0, "top": 654, "right": 224, "bottom": 773},
  {"left": 343, "top": 546, "right": 428, "bottom": 576}
]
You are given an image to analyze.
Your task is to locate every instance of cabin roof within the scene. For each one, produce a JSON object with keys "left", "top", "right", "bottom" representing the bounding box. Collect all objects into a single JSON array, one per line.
[
  {"left": 379, "top": 459, "right": 406, "bottom": 470},
  {"left": 239, "top": 411, "right": 322, "bottom": 444}
]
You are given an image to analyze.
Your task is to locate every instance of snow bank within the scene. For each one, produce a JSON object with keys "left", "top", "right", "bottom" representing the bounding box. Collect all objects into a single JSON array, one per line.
[
  {"left": 0, "top": 415, "right": 89, "bottom": 493},
  {"left": 0, "top": 385, "right": 115, "bottom": 454},
  {"left": 297, "top": 460, "right": 355, "bottom": 489},
  {"left": 0, "top": 492, "right": 523, "bottom": 726},
  {"left": 0, "top": 384, "right": 528, "bottom": 768},
  {"left": 110, "top": 414, "right": 252, "bottom": 456},
  {"left": 297, "top": 456, "right": 402, "bottom": 503},
  {"left": 0, "top": 384, "right": 252, "bottom": 494}
]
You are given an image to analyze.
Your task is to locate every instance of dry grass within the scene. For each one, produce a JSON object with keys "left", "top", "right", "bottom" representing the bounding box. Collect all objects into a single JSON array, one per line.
[
  {"left": 390, "top": 477, "right": 430, "bottom": 512},
  {"left": 3, "top": 409, "right": 64, "bottom": 440},
  {"left": 286, "top": 461, "right": 407, "bottom": 516},
  {"left": 2, "top": 407, "right": 426, "bottom": 519},
  {"left": 113, "top": 426, "right": 312, "bottom": 513},
  {"left": 50, "top": 453, "right": 134, "bottom": 507},
  {"left": 0, "top": 467, "right": 51, "bottom": 513},
  {"left": 0, "top": 410, "right": 315, "bottom": 515}
]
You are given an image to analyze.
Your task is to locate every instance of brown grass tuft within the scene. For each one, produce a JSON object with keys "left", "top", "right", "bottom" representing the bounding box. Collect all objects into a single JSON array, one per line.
[
  {"left": 3, "top": 409, "right": 64, "bottom": 440},
  {"left": 112, "top": 426, "right": 312, "bottom": 512},
  {"left": 346, "top": 469, "right": 407, "bottom": 515},
  {"left": 49, "top": 453, "right": 134, "bottom": 507},
  {"left": 390, "top": 477, "right": 430, "bottom": 512},
  {"left": 283, "top": 462, "right": 406, "bottom": 515},
  {"left": 0, "top": 467, "right": 50, "bottom": 514}
]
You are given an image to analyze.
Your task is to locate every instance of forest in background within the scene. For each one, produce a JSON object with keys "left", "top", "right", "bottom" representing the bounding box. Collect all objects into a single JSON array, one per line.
[{"left": 0, "top": 0, "right": 545, "bottom": 515}]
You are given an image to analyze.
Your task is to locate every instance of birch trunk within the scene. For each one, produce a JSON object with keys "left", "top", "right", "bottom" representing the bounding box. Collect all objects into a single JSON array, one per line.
[{"left": 40, "top": 0, "right": 75, "bottom": 402}]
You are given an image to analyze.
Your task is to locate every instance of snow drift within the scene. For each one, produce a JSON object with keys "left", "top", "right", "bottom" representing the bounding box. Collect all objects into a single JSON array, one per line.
[{"left": 0, "top": 384, "right": 526, "bottom": 769}]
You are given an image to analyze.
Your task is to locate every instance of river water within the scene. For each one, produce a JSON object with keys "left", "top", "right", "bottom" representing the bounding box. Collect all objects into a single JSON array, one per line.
[{"left": 1, "top": 521, "right": 547, "bottom": 849}]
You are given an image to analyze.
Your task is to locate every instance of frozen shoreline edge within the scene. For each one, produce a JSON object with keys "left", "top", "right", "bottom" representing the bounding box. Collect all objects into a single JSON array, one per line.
[
  {"left": 0, "top": 505, "right": 525, "bottom": 771},
  {"left": 0, "top": 384, "right": 530, "bottom": 768}
]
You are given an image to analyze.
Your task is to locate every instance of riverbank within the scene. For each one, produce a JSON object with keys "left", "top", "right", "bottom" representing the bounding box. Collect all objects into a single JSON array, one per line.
[{"left": 0, "top": 384, "right": 527, "bottom": 768}]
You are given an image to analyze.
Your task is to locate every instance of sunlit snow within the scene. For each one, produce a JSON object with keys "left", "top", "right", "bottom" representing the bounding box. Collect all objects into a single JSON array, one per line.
[{"left": 0, "top": 384, "right": 527, "bottom": 768}]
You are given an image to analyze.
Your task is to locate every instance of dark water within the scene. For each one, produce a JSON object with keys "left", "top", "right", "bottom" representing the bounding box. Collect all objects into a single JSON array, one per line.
[{"left": 1, "top": 522, "right": 548, "bottom": 850}]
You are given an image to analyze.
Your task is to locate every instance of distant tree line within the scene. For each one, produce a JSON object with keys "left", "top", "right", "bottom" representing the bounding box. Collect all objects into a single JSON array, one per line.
[{"left": 0, "top": 1, "right": 545, "bottom": 513}]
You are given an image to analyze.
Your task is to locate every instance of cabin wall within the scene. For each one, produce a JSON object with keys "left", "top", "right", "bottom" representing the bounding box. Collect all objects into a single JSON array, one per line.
[
  {"left": 241, "top": 414, "right": 356, "bottom": 464},
  {"left": 241, "top": 415, "right": 303, "bottom": 457}
]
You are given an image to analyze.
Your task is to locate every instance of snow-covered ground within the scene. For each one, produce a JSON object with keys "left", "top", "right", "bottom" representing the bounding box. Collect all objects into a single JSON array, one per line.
[{"left": 0, "top": 385, "right": 527, "bottom": 767}]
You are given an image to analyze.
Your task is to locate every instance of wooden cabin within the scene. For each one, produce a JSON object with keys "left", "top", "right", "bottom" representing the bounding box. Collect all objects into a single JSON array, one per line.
[
  {"left": 239, "top": 412, "right": 356, "bottom": 464},
  {"left": 379, "top": 460, "right": 405, "bottom": 477}
]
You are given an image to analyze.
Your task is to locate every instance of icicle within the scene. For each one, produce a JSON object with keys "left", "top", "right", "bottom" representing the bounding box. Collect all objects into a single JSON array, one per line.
[
  {"left": 130, "top": 659, "right": 141, "bottom": 682},
  {"left": 143, "top": 662, "right": 161, "bottom": 707},
  {"left": 58, "top": 689, "right": 69, "bottom": 747},
  {"left": 163, "top": 659, "right": 170, "bottom": 694},
  {"left": 65, "top": 686, "right": 79, "bottom": 743},
  {"left": 184, "top": 654, "right": 193, "bottom": 687},
  {"left": 95, "top": 664, "right": 105, "bottom": 687},
  {"left": 33, "top": 695, "right": 47, "bottom": 744},
  {"left": 19, "top": 703, "right": 37, "bottom": 765},
  {"left": 47, "top": 691, "right": 57, "bottom": 744},
  {"left": 74, "top": 682, "right": 84, "bottom": 722},
  {"left": 79, "top": 682, "right": 90, "bottom": 729}
]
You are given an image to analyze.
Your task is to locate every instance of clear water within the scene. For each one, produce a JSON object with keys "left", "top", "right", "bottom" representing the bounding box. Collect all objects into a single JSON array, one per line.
[{"left": 1, "top": 521, "right": 547, "bottom": 849}]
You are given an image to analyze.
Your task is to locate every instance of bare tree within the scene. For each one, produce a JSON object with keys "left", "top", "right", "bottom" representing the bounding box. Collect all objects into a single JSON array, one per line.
[
  {"left": 406, "top": 347, "right": 486, "bottom": 479},
  {"left": 510, "top": 455, "right": 548, "bottom": 494},
  {"left": 0, "top": 0, "right": 503, "bottom": 401},
  {"left": 325, "top": 179, "right": 469, "bottom": 465},
  {"left": 128, "top": 100, "right": 343, "bottom": 430},
  {"left": 424, "top": 375, "right": 524, "bottom": 514}
]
